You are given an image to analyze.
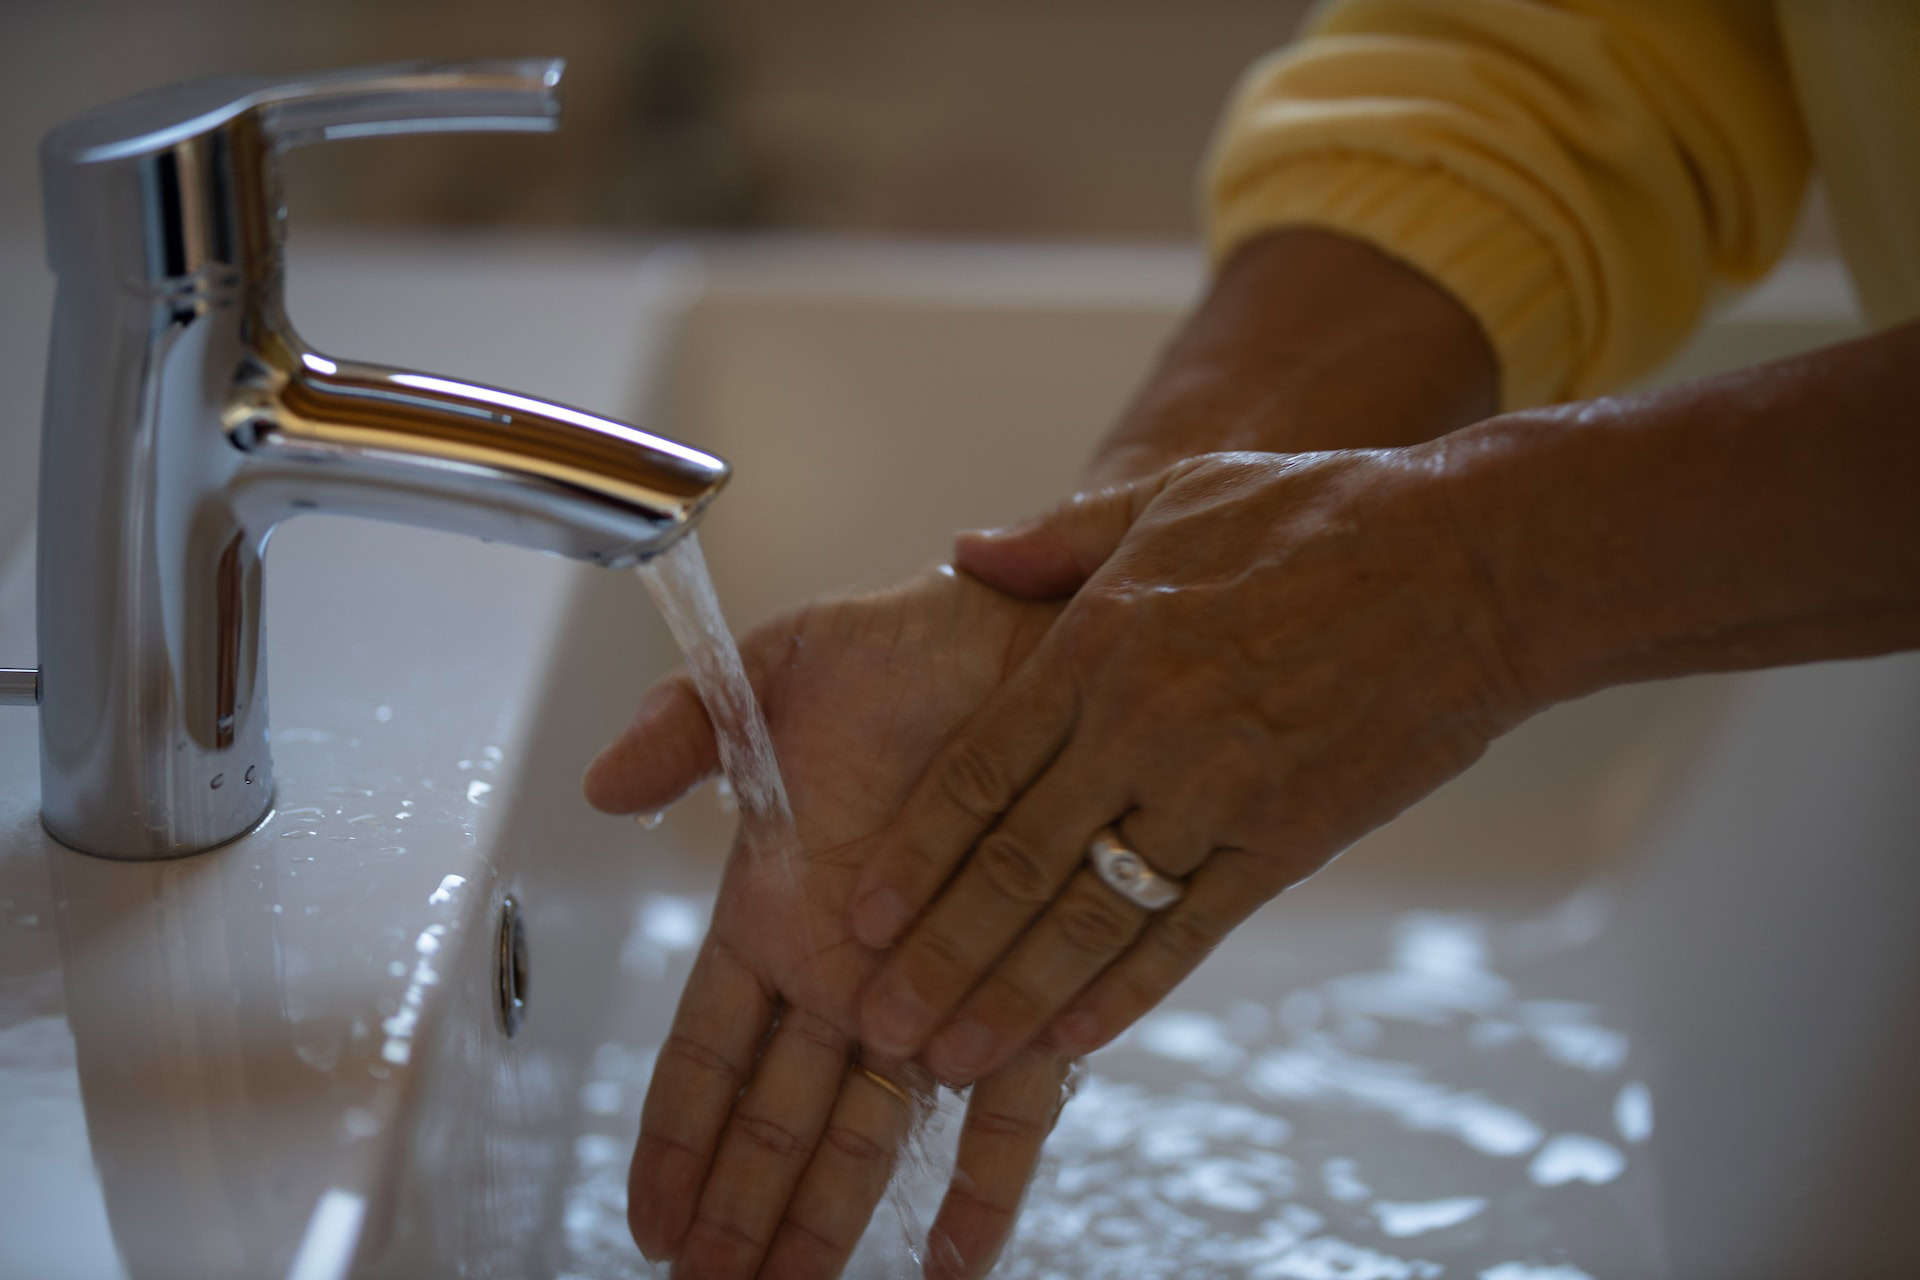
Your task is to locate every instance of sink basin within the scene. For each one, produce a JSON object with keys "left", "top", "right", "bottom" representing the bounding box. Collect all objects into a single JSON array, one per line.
[{"left": 3, "top": 236, "right": 1917, "bottom": 1279}]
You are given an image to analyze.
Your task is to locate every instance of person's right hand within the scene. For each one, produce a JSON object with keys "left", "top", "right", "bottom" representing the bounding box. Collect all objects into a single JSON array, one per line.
[{"left": 586, "top": 567, "right": 1072, "bottom": 1280}]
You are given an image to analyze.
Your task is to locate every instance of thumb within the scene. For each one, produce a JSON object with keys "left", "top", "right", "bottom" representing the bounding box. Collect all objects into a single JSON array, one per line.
[
  {"left": 583, "top": 674, "right": 718, "bottom": 814},
  {"left": 953, "top": 476, "right": 1167, "bottom": 599}
]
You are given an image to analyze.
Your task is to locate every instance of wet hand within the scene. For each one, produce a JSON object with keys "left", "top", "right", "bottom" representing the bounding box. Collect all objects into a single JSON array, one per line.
[
  {"left": 585, "top": 568, "right": 1072, "bottom": 1280},
  {"left": 847, "top": 449, "right": 1531, "bottom": 1084}
]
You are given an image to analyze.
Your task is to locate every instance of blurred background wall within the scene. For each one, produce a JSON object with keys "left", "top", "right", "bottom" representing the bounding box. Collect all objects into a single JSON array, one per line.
[{"left": 2, "top": 0, "right": 1316, "bottom": 244}]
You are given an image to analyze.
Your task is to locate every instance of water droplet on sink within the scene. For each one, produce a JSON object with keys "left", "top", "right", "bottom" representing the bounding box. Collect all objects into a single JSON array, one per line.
[
  {"left": 1528, "top": 1133, "right": 1625, "bottom": 1186},
  {"left": 1372, "top": 1196, "right": 1487, "bottom": 1237},
  {"left": 466, "top": 779, "right": 493, "bottom": 805},
  {"left": 210, "top": 773, "right": 225, "bottom": 790},
  {"left": 1614, "top": 1081, "right": 1653, "bottom": 1143},
  {"left": 374, "top": 704, "right": 393, "bottom": 723}
]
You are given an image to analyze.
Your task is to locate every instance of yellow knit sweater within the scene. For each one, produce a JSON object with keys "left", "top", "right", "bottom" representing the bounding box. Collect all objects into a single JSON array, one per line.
[{"left": 1207, "top": 0, "right": 1919, "bottom": 409}]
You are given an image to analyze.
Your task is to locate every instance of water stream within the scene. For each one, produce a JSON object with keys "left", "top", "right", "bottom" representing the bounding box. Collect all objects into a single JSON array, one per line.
[
  {"left": 634, "top": 532, "right": 795, "bottom": 848},
  {"left": 632, "top": 532, "right": 925, "bottom": 1262}
]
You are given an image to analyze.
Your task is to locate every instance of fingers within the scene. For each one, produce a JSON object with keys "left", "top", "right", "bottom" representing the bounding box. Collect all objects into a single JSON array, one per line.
[
  {"left": 758, "top": 1061, "right": 929, "bottom": 1278},
  {"left": 924, "top": 1045, "right": 1075, "bottom": 1280},
  {"left": 673, "top": 1008, "right": 852, "bottom": 1278},
  {"left": 918, "top": 805, "right": 1217, "bottom": 1084},
  {"left": 585, "top": 674, "right": 717, "bottom": 814},
  {"left": 856, "top": 735, "right": 1126, "bottom": 1063},
  {"left": 847, "top": 662, "right": 1083, "bottom": 950},
  {"left": 921, "top": 867, "right": 1142, "bottom": 1083},
  {"left": 952, "top": 476, "right": 1167, "bottom": 600},
  {"left": 628, "top": 936, "right": 772, "bottom": 1261},
  {"left": 1049, "top": 847, "right": 1268, "bottom": 1056}
]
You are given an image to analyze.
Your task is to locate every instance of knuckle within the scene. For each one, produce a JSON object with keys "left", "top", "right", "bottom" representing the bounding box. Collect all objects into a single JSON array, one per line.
[
  {"left": 942, "top": 1180, "right": 1019, "bottom": 1223},
  {"left": 821, "top": 1122, "right": 888, "bottom": 1164},
  {"left": 903, "top": 924, "right": 977, "bottom": 995},
  {"left": 781, "top": 1010, "right": 847, "bottom": 1058},
  {"left": 974, "top": 832, "right": 1054, "bottom": 903},
  {"left": 683, "top": 1212, "right": 764, "bottom": 1262},
  {"left": 939, "top": 740, "right": 1014, "bottom": 820},
  {"left": 735, "top": 1111, "right": 812, "bottom": 1161},
  {"left": 968, "top": 1104, "right": 1044, "bottom": 1141},
  {"left": 1055, "top": 889, "right": 1137, "bottom": 954},
  {"left": 773, "top": 1212, "right": 844, "bottom": 1264},
  {"left": 1150, "top": 905, "right": 1220, "bottom": 969},
  {"left": 658, "top": 1032, "right": 748, "bottom": 1088},
  {"left": 978, "top": 972, "right": 1050, "bottom": 1025}
]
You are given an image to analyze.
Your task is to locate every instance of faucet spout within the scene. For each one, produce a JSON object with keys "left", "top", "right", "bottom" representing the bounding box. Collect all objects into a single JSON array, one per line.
[
  {"left": 33, "top": 59, "right": 729, "bottom": 859},
  {"left": 230, "top": 327, "right": 727, "bottom": 567}
]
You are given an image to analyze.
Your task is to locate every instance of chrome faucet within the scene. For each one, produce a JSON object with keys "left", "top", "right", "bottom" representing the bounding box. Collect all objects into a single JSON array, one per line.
[{"left": 29, "top": 59, "right": 729, "bottom": 860}]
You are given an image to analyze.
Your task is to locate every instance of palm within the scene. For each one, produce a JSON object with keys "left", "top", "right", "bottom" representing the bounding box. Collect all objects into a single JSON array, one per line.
[{"left": 706, "top": 569, "right": 1058, "bottom": 1027}]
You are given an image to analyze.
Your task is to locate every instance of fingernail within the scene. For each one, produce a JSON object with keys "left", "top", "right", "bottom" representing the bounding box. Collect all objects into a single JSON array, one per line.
[
  {"left": 1055, "top": 1009, "right": 1100, "bottom": 1053},
  {"left": 931, "top": 1020, "right": 995, "bottom": 1082},
  {"left": 852, "top": 886, "right": 910, "bottom": 947},
  {"left": 865, "top": 977, "right": 931, "bottom": 1053}
]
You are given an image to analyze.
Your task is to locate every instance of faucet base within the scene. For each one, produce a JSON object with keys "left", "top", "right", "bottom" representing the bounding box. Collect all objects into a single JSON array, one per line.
[{"left": 38, "top": 780, "right": 278, "bottom": 862}]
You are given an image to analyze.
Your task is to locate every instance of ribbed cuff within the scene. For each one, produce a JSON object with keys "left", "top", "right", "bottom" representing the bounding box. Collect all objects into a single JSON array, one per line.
[{"left": 1209, "top": 154, "right": 1579, "bottom": 411}]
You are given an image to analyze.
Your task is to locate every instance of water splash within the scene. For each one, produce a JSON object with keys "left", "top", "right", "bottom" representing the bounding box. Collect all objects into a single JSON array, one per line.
[{"left": 556, "top": 896, "right": 1659, "bottom": 1277}]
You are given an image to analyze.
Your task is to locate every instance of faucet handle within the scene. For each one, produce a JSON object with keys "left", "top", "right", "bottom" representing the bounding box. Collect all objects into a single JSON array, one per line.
[
  {"left": 43, "top": 58, "right": 564, "bottom": 164},
  {"left": 250, "top": 58, "right": 564, "bottom": 150},
  {"left": 40, "top": 58, "right": 566, "bottom": 284}
]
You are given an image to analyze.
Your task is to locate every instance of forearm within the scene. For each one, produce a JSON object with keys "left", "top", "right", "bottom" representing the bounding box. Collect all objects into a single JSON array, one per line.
[
  {"left": 1449, "top": 320, "right": 1920, "bottom": 708},
  {"left": 1086, "top": 227, "right": 1499, "bottom": 486}
]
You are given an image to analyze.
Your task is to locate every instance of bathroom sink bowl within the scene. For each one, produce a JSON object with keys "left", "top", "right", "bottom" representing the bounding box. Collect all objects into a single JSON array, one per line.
[{"left": 3, "top": 237, "right": 1916, "bottom": 1279}]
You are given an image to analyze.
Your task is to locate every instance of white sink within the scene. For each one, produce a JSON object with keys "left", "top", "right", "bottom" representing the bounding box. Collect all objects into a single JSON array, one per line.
[{"left": 3, "top": 237, "right": 1917, "bottom": 1280}]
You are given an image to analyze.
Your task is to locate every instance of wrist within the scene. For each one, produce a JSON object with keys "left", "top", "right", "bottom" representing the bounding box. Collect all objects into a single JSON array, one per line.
[
  {"left": 1431, "top": 322, "right": 1920, "bottom": 709},
  {"left": 1088, "top": 227, "right": 1499, "bottom": 485}
]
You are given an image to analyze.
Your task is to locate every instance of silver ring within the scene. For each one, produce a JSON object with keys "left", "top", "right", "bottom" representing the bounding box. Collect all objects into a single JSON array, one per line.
[{"left": 1087, "top": 826, "right": 1184, "bottom": 911}]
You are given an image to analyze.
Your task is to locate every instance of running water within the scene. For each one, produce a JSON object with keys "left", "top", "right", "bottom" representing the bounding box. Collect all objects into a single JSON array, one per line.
[
  {"left": 633, "top": 531, "right": 941, "bottom": 1273},
  {"left": 635, "top": 532, "right": 796, "bottom": 853}
]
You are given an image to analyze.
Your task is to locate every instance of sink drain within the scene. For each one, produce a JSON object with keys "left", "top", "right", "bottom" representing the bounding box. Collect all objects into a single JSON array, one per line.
[{"left": 496, "top": 895, "right": 529, "bottom": 1038}]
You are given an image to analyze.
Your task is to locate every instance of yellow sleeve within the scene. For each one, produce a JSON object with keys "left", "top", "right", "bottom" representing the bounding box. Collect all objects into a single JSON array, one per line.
[{"left": 1206, "top": 0, "right": 1811, "bottom": 408}]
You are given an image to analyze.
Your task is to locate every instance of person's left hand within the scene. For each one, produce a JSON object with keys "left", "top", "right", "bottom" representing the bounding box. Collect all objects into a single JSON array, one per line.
[
  {"left": 844, "top": 448, "right": 1535, "bottom": 1086},
  {"left": 586, "top": 567, "right": 1074, "bottom": 1279}
]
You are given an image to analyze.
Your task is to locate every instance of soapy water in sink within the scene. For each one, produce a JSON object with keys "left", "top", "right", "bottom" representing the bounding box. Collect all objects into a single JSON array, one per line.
[{"left": 555, "top": 888, "right": 1663, "bottom": 1278}]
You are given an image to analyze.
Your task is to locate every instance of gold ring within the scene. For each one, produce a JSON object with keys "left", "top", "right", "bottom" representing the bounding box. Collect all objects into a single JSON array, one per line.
[{"left": 857, "top": 1065, "right": 913, "bottom": 1107}]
